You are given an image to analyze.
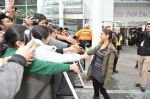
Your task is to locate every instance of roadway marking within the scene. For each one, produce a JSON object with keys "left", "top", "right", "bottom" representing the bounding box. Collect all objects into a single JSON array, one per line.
[{"left": 76, "top": 86, "right": 150, "bottom": 94}]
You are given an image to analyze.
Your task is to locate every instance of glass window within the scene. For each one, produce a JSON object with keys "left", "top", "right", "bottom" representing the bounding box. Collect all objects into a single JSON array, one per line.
[{"left": 0, "top": 0, "right": 5, "bottom": 6}]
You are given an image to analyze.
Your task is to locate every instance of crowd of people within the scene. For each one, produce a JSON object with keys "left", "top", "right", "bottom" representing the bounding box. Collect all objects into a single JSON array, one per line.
[{"left": 0, "top": 0, "right": 150, "bottom": 99}]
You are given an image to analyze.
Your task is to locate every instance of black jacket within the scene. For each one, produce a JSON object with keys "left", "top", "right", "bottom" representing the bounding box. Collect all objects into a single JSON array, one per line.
[{"left": 138, "top": 31, "right": 150, "bottom": 56}]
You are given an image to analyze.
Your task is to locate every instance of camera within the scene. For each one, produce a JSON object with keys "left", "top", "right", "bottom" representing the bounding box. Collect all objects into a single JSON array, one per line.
[
  {"left": 24, "top": 29, "right": 32, "bottom": 45},
  {"left": 128, "top": 27, "right": 142, "bottom": 46}
]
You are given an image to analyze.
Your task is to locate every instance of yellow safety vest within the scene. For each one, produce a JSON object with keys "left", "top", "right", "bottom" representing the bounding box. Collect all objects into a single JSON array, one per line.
[{"left": 116, "top": 36, "right": 123, "bottom": 46}]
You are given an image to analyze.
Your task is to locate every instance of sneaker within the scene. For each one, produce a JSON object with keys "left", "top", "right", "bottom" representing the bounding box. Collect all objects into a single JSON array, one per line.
[
  {"left": 140, "top": 87, "right": 146, "bottom": 92},
  {"left": 135, "top": 83, "right": 141, "bottom": 87},
  {"left": 135, "top": 65, "right": 138, "bottom": 68}
]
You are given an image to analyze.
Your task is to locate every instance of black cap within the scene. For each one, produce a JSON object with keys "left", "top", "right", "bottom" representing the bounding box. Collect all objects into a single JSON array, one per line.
[
  {"left": 0, "top": 13, "right": 10, "bottom": 23},
  {"left": 0, "top": 13, "right": 7, "bottom": 19}
]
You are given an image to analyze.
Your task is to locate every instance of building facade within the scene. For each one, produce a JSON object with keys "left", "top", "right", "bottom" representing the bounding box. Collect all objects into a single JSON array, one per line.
[{"left": 0, "top": 0, "right": 150, "bottom": 30}]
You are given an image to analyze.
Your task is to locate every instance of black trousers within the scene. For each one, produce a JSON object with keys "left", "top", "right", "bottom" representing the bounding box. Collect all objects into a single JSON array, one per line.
[
  {"left": 113, "top": 57, "right": 118, "bottom": 71},
  {"left": 79, "top": 40, "right": 91, "bottom": 49},
  {"left": 91, "top": 77, "right": 110, "bottom": 99},
  {"left": 113, "top": 47, "right": 121, "bottom": 71}
]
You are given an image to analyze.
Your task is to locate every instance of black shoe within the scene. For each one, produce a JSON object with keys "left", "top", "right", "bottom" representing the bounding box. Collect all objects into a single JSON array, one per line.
[
  {"left": 93, "top": 95, "right": 100, "bottom": 99},
  {"left": 135, "top": 65, "right": 138, "bottom": 68},
  {"left": 135, "top": 83, "right": 141, "bottom": 87},
  {"left": 113, "top": 70, "right": 119, "bottom": 73},
  {"left": 140, "top": 87, "right": 146, "bottom": 92}
]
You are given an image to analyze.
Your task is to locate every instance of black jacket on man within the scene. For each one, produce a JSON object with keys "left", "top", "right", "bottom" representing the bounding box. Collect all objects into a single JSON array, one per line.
[{"left": 138, "top": 31, "right": 150, "bottom": 56}]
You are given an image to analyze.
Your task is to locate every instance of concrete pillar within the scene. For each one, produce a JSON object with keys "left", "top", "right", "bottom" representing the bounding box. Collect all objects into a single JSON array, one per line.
[
  {"left": 37, "top": 0, "right": 45, "bottom": 13},
  {"left": 4, "top": 0, "right": 9, "bottom": 6},
  {"left": 25, "top": 0, "right": 28, "bottom": 17},
  {"left": 59, "top": 0, "right": 64, "bottom": 27},
  {"left": 85, "top": 0, "right": 103, "bottom": 71},
  {"left": 82, "top": 0, "right": 85, "bottom": 27},
  {"left": 102, "top": 0, "right": 114, "bottom": 28},
  {"left": 92, "top": 0, "right": 103, "bottom": 48}
]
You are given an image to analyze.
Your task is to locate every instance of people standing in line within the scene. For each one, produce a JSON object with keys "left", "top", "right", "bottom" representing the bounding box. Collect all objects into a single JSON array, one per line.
[
  {"left": 0, "top": 12, "right": 14, "bottom": 57},
  {"left": 84, "top": 28, "right": 117, "bottom": 99},
  {"left": 74, "top": 23, "right": 92, "bottom": 49},
  {"left": 31, "top": 25, "right": 82, "bottom": 63},
  {"left": 22, "top": 13, "right": 77, "bottom": 48},
  {"left": 112, "top": 26, "right": 123, "bottom": 73},
  {"left": 2, "top": 24, "right": 80, "bottom": 75},
  {"left": 46, "top": 19, "right": 53, "bottom": 27},
  {"left": 135, "top": 22, "right": 150, "bottom": 92},
  {"left": 0, "top": 40, "right": 35, "bottom": 99},
  {"left": 62, "top": 27, "right": 70, "bottom": 37},
  {"left": 0, "top": 13, "right": 13, "bottom": 31},
  {"left": 0, "top": 0, "right": 14, "bottom": 28}
]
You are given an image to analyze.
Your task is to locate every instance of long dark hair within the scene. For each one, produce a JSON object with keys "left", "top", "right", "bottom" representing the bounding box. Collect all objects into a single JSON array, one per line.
[
  {"left": 102, "top": 28, "right": 112, "bottom": 41},
  {"left": 5, "top": 24, "right": 27, "bottom": 48}
]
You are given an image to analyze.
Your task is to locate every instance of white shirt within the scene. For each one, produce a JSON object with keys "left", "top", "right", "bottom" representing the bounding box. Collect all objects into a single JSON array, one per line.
[
  {"left": 0, "top": 58, "right": 3, "bottom": 67},
  {"left": 33, "top": 41, "right": 81, "bottom": 63}
]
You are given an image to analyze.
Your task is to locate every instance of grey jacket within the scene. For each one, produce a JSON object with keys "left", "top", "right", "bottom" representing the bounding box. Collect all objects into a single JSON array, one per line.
[
  {"left": 0, "top": 55, "right": 25, "bottom": 99},
  {"left": 49, "top": 38, "right": 70, "bottom": 49}
]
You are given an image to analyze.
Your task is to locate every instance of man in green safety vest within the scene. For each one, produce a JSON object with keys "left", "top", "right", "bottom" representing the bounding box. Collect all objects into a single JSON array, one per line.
[{"left": 112, "top": 26, "right": 123, "bottom": 73}]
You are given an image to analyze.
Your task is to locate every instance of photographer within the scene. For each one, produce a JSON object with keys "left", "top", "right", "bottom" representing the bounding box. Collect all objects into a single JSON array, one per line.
[
  {"left": 127, "top": 27, "right": 144, "bottom": 69},
  {"left": 135, "top": 22, "right": 150, "bottom": 92},
  {"left": 128, "top": 28, "right": 139, "bottom": 46}
]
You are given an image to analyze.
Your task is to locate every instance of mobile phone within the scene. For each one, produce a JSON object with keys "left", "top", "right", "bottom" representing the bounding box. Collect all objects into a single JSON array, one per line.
[
  {"left": 12, "top": 6, "right": 17, "bottom": 11},
  {"left": 24, "top": 29, "right": 31, "bottom": 45}
]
